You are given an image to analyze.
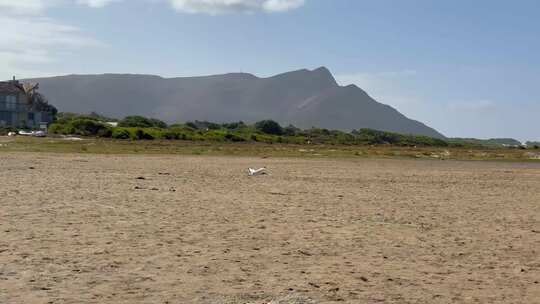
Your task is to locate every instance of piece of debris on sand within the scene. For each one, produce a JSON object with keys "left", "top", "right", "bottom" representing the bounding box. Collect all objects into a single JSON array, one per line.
[{"left": 248, "top": 167, "right": 267, "bottom": 176}]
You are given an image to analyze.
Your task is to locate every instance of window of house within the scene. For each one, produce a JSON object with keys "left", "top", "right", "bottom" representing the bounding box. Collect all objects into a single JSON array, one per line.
[
  {"left": 0, "top": 112, "right": 9, "bottom": 122},
  {"left": 6, "top": 95, "right": 16, "bottom": 110}
]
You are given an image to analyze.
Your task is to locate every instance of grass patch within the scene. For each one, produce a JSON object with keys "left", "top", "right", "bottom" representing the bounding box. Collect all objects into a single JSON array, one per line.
[{"left": 1, "top": 136, "right": 539, "bottom": 162}]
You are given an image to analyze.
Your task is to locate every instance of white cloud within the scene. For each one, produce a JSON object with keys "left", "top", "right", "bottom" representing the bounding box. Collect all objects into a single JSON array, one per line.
[
  {"left": 0, "top": 0, "right": 120, "bottom": 13},
  {"left": 76, "top": 0, "right": 121, "bottom": 8},
  {"left": 263, "top": 0, "right": 305, "bottom": 12},
  {"left": 169, "top": 0, "right": 305, "bottom": 14},
  {"left": 0, "top": 0, "right": 305, "bottom": 79},
  {"left": 0, "top": 0, "right": 306, "bottom": 15},
  {"left": 0, "top": 1, "right": 105, "bottom": 80},
  {"left": 0, "top": 0, "right": 55, "bottom": 14}
]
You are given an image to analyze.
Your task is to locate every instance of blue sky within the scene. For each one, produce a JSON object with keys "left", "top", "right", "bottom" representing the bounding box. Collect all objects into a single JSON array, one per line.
[{"left": 1, "top": 0, "right": 539, "bottom": 141}]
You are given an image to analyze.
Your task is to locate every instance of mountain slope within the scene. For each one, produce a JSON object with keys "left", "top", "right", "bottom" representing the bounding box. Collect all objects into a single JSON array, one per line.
[{"left": 27, "top": 67, "right": 444, "bottom": 138}]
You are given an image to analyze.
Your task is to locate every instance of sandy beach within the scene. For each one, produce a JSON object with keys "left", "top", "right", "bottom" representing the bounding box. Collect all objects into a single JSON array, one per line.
[{"left": 1, "top": 153, "right": 539, "bottom": 303}]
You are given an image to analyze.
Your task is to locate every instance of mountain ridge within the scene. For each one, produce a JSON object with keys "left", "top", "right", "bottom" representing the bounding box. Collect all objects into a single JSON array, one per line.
[{"left": 26, "top": 67, "right": 445, "bottom": 138}]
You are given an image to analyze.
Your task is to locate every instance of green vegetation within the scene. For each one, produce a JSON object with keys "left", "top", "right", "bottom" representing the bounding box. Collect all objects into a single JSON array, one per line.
[
  {"left": 2, "top": 136, "right": 539, "bottom": 162},
  {"left": 449, "top": 137, "right": 523, "bottom": 147},
  {"left": 44, "top": 113, "right": 535, "bottom": 150},
  {"left": 3, "top": 112, "right": 536, "bottom": 162},
  {"left": 351, "top": 129, "right": 449, "bottom": 147},
  {"left": 111, "top": 128, "right": 130, "bottom": 139},
  {"left": 0, "top": 126, "right": 18, "bottom": 136},
  {"left": 118, "top": 115, "right": 167, "bottom": 128},
  {"left": 49, "top": 116, "right": 113, "bottom": 137},
  {"left": 526, "top": 141, "right": 540, "bottom": 149},
  {"left": 255, "top": 120, "right": 284, "bottom": 135},
  {"left": 27, "top": 89, "right": 58, "bottom": 117}
]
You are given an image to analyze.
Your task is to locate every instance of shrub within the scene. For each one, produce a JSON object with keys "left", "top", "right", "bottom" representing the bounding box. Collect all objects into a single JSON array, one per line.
[
  {"left": 55, "top": 112, "right": 104, "bottom": 124},
  {"left": 185, "top": 122, "right": 198, "bottom": 130},
  {"left": 185, "top": 120, "right": 221, "bottom": 130},
  {"left": 48, "top": 114, "right": 453, "bottom": 147},
  {"left": 29, "top": 92, "right": 58, "bottom": 118},
  {"left": 70, "top": 119, "right": 99, "bottom": 136},
  {"left": 0, "top": 126, "right": 17, "bottom": 135},
  {"left": 255, "top": 120, "right": 283, "bottom": 135},
  {"left": 97, "top": 127, "right": 113, "bottom": 138},
  {"left": 224, "top": 132, "right": 246, "bottom": 142},
  {"left": 48, "top": 118, "right": 112, "bottom": 137},
  {"left": 162, "top": 130, "right": 180, "bottom": 140},
  {"left": 252, "top": 134, "right": 278, "bottom": 143},
  {"left": 70, "top": 119, "right": 112, "bottom": 136},
  {"left": 222, "top": 121, "right": 246, "bottom": 130},
  {"left": 350, "top": 128, "right": 449, "bottom": 147},
  {"left": 55, "top": 112, "right": 81, "bottom": 123},
  {"left": 200, "top": 130, "right": 229, "bottom": 141},
  {"left": 134, "top": 128, "right": 155, "bottom": 140},
  {"left": 48, "top": 123, "right": 72, "bottom": 135},
  {"left": 161, "top": 128, "right": 191, "bottom": 140},
  {"left": 283, "top": 124, "right": 300, "bottom": 136},
  {"left": 119, "top": 116, "right": 167, "bottom": 128},
  {"left": 112, "top": 128, "right": 131, "bottom": 139},
  {"left": 88, "top": 112, "right": 118, "bottom": 122},
  {"left": 169, "top": 123, "right": 195, "bottom": 131}
]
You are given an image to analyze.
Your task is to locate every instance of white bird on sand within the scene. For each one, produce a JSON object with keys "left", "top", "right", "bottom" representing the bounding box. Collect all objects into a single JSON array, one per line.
[{"left": 248, "top": 167, "right": 267, "bottom": 176}]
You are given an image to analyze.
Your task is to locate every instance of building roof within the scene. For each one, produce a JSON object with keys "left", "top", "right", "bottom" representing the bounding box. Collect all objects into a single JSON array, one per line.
[{"left": 0, "top": 81, "right": 25, "bottom": 94}]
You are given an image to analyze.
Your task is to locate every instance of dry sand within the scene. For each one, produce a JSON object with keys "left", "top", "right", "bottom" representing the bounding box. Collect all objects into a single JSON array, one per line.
[{"left": 1, "top": 153, "right": 539, "bottom": 303}]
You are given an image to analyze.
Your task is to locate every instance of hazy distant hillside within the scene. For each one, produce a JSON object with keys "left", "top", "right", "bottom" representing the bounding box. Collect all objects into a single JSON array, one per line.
[
  {"left": 27, "top": 67, "right": 444, "bottom": 138},
  {"left": 451, "top": 138, "right": 523, "bottom": 147}
]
